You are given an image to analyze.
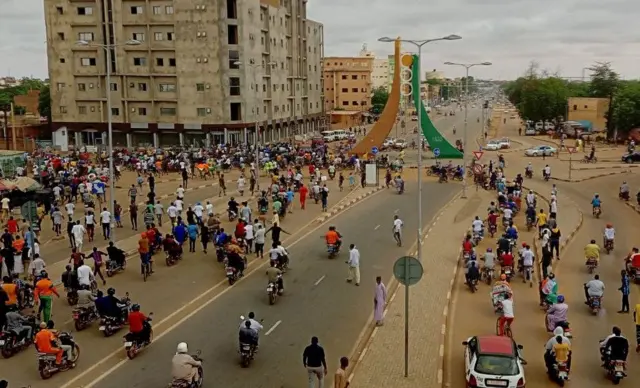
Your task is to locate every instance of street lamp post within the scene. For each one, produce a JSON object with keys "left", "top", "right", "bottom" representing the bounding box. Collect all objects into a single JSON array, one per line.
[
  {"left": 378, "top": 33, "right": 461, "bottom": 378},
  {"left": 443, "top": 61, "right": 492, "bottom": 199},
  {"left": 234, "top": 60, "right": 276, "bottom": 188},
  {"left": 76, "top": 39, "right": 140, "bottom": 242}
]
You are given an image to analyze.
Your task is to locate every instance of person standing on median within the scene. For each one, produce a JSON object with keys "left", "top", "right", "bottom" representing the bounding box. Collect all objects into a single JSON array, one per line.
[
  {"left": 374, "top": 276, "right": 387, "bottom": 326},
  {"left": 346, "top": 244, "right": 360, "bottom": 286},
  {"left": 303, "top": 336, "right": 327, "bottom": 388}
]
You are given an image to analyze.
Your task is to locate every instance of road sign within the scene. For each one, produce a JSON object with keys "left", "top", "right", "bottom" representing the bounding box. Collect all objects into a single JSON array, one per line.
[
  {"left": 472, "top": 151, "right": 484, "bottom": 161},
  {"left": 21, "top": 201, "right": 37, "bottom": 221},
  {"left": 473, "top": 164, "right": 484, "bottom": 175},
  {"left": 393, "top": 256, "right": 424, "bottom": 286},
  {"left": 567, "top": 147, "right": 576, "bottom": 154},
  {"left": 371, "top": 146, "right": 379, "bottom": 155},
  {"left": 433, "top": 148, "right": 441, "bottom": 158}
]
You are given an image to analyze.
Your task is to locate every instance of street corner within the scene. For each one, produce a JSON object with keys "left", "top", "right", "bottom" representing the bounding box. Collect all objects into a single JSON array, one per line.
[{"left": 314, "top": 185, "right": 384, "bottom": 223}]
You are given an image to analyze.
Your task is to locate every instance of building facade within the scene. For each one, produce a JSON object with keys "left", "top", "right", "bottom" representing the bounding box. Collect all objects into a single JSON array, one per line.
[
  {"left": 567, "top": 97, "right": 609, "bottom": 131},
  {"left": 322, "top": 56, "right": 373, "bottom": 113},
  {"left": 43, "top": 0, "right": 324, "bottom": 150},
  {"left": 371, "top": 58, "right": 389, "bottom": 91}
]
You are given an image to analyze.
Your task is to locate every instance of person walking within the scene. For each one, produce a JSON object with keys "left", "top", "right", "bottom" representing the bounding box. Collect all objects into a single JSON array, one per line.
[
  {"left": 100, "top": 207, "right": 111, "bottom": 240},
  {"left": 618, "top": 269, "right": 630, "bottom": 313},
  {"left": 549, "top": 226, "right": 561, "bottom": 260},
  {"left": 299, "top": 184, "right": 308, "bottom": 210},
  {"left": 374, "top": 276, "right": 387, "bottom": 326},
  {"left": 218, "top": 173, "right": 227, "bottom": 197},
  {"left": 541, "top": 243, "right": 553, "bottom": 279},
  {"left": 303, "top": 336, "right": 327, "bottom": 388},
  {"left": 334, "top": 356, "right": 349, "bottom": 388},
  {"left": 392, "top": 215, "right": 403, "bottom": 247},
  {"left": 346, "top": 244, "right": 360, "bottom": 286},
  {"left": 130, "top": 201, "right": 138, "bottom": 231}
]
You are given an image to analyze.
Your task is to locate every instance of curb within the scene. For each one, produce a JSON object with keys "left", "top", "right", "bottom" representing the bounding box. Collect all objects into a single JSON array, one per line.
[
  {"left": 624, "top": 201, "right": 640, "bottom": 215},
  {"left": 551, "top": 170, "right": 632, "bottom": 183},
  {"left": 315, "top": 186, "right": 385, "bottom": 223},
  {"left": 572, "top": 165, "right": 638, "bottom": 171}
]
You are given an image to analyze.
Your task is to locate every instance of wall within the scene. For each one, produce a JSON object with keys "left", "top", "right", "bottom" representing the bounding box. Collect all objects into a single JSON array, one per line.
[
  {"left": 13, "top": 90, "right": 41, "bottom": 116},
  {"left": 567, "top": 97, "right": 609, "bottom": 131},
  {"left": 323, "top": 56, "right": 373, "bottom": 112}
]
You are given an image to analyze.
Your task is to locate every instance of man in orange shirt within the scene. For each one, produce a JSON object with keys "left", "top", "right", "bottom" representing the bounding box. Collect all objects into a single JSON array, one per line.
[
  {"left": 34, "top": 321, "right": 67, "bottom": 365},
  {"left": 325, "top": 226, "right": 342, "bottom": 250},
  {"left": 1, "top": 276, "right": 18, "bottom": 310},
  {"left": 34, "top": 271, "right": 60, "bottom": 322},
  {"left": 138, "top": 232, "right": 151, "bottom": 274}
]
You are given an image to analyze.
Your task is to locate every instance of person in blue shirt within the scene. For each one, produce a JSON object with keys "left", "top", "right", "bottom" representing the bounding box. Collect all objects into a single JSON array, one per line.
[
  {"left": 505, "top": 222, "right": 518, "bottom": 240},
  {"left": 187, "top": 222, "right": 199, "bottom": 253},
  {"left": 216, "top": 229, "right": 228, "bottom": 246},
  {"left": 591, "top": 194, "right": 601, "bottom": 214},
  {"left": 507, "top": 199, "right": 518, "bottom": 212},
  {"left": 525, "top": 206, "right": 536, "bottom": 226},
  {"left": 173, "top": 222, "right": 187, "bottom": 246},
  {"left": 286, "top": 189, "right": 294, "bottom": 212}
]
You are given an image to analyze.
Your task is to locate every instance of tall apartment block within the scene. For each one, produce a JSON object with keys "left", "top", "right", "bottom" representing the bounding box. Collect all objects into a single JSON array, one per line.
[{"left": 43, "top": 0, "right": 324, "bottom": 150}]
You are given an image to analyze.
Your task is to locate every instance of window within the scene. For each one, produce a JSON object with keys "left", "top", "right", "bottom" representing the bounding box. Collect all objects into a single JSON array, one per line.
[
  {"left": 78, "top": 83, "right": 86, "bottom": 91},
  {"left": 351, "top": 75, "right": 357, "bottom": 80},
  {"left": 262, "top": 84, "right": 266, "bottom": 92},
  {"left": 111, "top": 108, "right": 120, "bottom": 116},
  {"left": 53, "top": 83, "right": 64, "bottom": 91},
  {"left": 80, "top": 58, "right": 96, "bottom": 66},
  {"left": 165, "top": 6, "right": 174, "bottom": 14},
  {"left": 229, "top": 77, "right": 240, "bottom": 96},
  {"left": 229, "top": 50, "right": 239, "bottom": 69},
  {"left": 60, "top": 58, "right": 66, "bottom": 63},
  {"left": 110, "top": 83, "right": 118, "bottom": 91},
  {"left": 138, "top": 107, "right": 147, "bottom": 115},
  {"left": 342, "top": 101, "right": 348, "bottom": 106},
  {"left": 230, "top": 102, "right": 241, "bottom": 120},
  {"left": 78, "top": 32, "right": 94, "bottom": 41},
  {"left": 131, "top": 6, "right": 143, "bottom": 14},
  {"left": 159, "top": 83, "right": 176, "bottom": 92},
  {"left": 77, "top": 7, "right": 92, "bottom": 15},
  {"left": 156, "top": 58, "right": 164, "bottom": 66},
  {"left": 78, "top": 106, "right": 87, "bottom": 115},
  {"left": 132, "top": 33, "right": 145, "bottom": 41},
  {"left": 167, "top": 32, "right": 174, "bottom": 41},
  {"left": 154, "top": 32, "right": 163, "bottom": 41},
  {"left": 196, "top": 83, "right": 205, "bottom": 91},
  {"left": 227, "top": 25, "right": 238, "bottom": 45},
  {"left": 352, "top": 88, "right": 358, "bottom": 92},
  {"left": 169, "top": 58, "right": 176, "bottom": 66},
  {"left": 197, "top": 108, "right": 208, "bottom": 116},
  {"left": 341, "top": 88, "right": 347, "bottom": 93},
  {"left": 56, "top": 6, "right": 63, "bottom": 14},
  {"left": 59, "top": 106, "right": 67, "bottom": 114},
  {"left": 341, "top": 75, "right": 347, "bottom": 80},
  {"left": 352, "top": 101, "right": 358, "bottom": 105},
  {"left": 153, "top": 6, "right": 161, "bottom": 14},
  {"left": 57, "top": 32, "right": 65, "bottom": 40},
  {"left": 160, "top": 107, "right": 176, "bottom": 116},
  {"left": 226, "top": 0, "right": 237, "bottom": 19},
  {"left": 573, "top": 105, "right": 577, "bottom": 111},
  {"left": 138, "top": 83, "right": 147, "bottom": 91},
  {"left": 133, "top": 57, "right": 146, "bottom": 66}
]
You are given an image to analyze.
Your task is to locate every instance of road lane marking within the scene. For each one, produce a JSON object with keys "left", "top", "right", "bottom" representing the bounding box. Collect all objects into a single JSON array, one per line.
[
  {"left": 314, "top": 275, "right": 326, "bottom": 286},
  {"left": 374, "top": 225, "right": 380, "bottom": 230},
  {"left": 59, "top": 186, "right": 385, "bottom": 388},
  {"left": 265, "top": 320, "right": 282, "bottom": 336}
]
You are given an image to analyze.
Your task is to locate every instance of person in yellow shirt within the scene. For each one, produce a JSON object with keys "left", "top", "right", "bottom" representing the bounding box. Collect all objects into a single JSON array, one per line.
[
  {"left": 584, "top": 239, "right": 600, "bottom": 263},
  {"left": 552, "top": 336, "right": 571, "bottom": 364},
  {"left": 536, "top": 209, "right": 548, "bottom": 234},
  {"left": 1, "top": 276, "right": 18, "bottom": 310}
]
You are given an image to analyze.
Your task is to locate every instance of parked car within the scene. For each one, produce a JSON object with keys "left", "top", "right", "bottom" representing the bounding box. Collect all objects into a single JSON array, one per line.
[
  {"left": 525, "top": 145, "right": 556, "bottom": 157},
  {"left": 381, "top": 138, "right": 395, "bottom": 150},
  {"left": 497, "top": 138, "right": 511, "bottom": 149},
  {"left": 544, "top": 122, "right": 555, "bottom": 130},
  {"left": 393, "top": 139, "right": 408, "bottom": 149},
  {"left": 484, "top": 140, "right": 501, "bottom": 151},
  {"left": 622, "top": 152, "right": 640, "bottom": 163},
  {"left": 524, "top": 128, "right": 536, "bottom": 136},
  {"left": 535, "top": 122, "right": 544, "bottom": 130},
  {"left": 462, "top": 336, "right": 526, "bottom": 388}
]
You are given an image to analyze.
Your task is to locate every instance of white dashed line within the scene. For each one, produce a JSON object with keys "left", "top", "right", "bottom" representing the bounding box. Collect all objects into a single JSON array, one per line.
[
  {"left": 314, "top": 275, "right": 326, "bottom": 286},
  {"left": 265, "top": 320, "right": 282, "bottom": 336},
  {"left": 374, "top": 225, "right": 380, "bottom": 230}
]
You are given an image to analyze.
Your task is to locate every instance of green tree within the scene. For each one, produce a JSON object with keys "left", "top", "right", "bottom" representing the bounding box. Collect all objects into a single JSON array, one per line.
[
  {"left": 19, "top": 77, "right": 46, "bottom": 91},
  {"left": 586, "top": 62, "right": 619, "bottom": 135},
  {"left": 371, "top": 86, "right": 389, "bottom": 112},
  {"left": 38, "top": 84, "right": 51, "bottom": 119},
  {"left": 612, "top": 81, "right": 640, "bottom": 134}
]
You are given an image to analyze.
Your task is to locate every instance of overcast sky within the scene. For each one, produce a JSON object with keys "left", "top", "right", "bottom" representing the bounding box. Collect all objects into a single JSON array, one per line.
[{"left": 2, "top": 0, "right": 638, "bottom": 81}]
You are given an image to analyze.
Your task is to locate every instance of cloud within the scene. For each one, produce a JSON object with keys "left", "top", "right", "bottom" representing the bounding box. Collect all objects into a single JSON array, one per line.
[{"left": 1, "top": 0, "right": 638, "bottom": 80}]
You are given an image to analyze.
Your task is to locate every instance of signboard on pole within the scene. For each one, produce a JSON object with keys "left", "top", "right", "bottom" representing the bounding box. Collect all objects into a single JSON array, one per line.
[
  {"left": 371, "top": 146, "right": 379, "bottom": 155},
  {"left": 473, "top": 164, "right": 484, "bottom": 175},
  {"left": 472, "top": 151, "right": 484, "bottom": 161},
  {"left": 393, "top": 256, "right": 424, "bottom": 286},
  {"left": 433, "top": 148, "right": 441, "bottom": 158},
  {"left": 567, "top": 147, "right": 576, "bottom": 154}
]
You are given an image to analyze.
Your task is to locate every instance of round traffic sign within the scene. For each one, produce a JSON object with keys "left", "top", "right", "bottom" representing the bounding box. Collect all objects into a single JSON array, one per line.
[
  {"left": 393, "top": 256, "right": 424, "bottom": 286},
  {"left": 433, "top": 148, "right": 441, "bottom": 157},
  {"left": 473, "top": 164, "right": 484, "bottom": 174},
  {"left": 371, "top": 146, "right": 379, "bottom": 155}
]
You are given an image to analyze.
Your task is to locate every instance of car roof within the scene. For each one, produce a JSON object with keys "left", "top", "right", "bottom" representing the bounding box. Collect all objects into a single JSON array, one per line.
[{"left": 477, "top": 335, "right": 516, "bottom": 356}]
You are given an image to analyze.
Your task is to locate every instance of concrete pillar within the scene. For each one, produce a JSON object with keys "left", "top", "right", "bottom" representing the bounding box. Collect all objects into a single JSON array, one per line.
[
  {"left": 223, "top": 128, "right": 229, "bottom": 144},
  {"left": 126, "top": 133, "right": 133, "bottom": 147},
  {"left": 243, "top": 128, "right": 248, "bottom": 144},
  {"left": 205, "top": 133, "right": 212, "bottom": 147},
  {"left": 74, "top": 132, "right": 82, "bottom": 147},
  {"left": 179, "top": 133, "right": 184, "bottom": 146},
  {"left": 153, "top": 133, "right": 159, "bottom": 147}
]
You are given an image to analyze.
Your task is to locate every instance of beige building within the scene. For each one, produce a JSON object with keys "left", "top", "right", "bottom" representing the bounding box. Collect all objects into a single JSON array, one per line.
[
  {"left": 43, "top": 0, "right": 324, "bottom": 150},
  {"left": 567, "top": 97, "right": 609, "bottom": 131},
  {"left": 323, "top": 56, "right": 373, "bottom": 113},
  {"left": 371, "top": 58, "right": 389, "bottom": 91}
]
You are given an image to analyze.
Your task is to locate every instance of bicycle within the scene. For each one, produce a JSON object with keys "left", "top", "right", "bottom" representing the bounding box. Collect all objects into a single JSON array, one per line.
[
  {"left": 141, "top": 255, "right": 152, "bottom": 282},
  {"left": 496, "top": 316, "right": 513, "bottom": 338}
]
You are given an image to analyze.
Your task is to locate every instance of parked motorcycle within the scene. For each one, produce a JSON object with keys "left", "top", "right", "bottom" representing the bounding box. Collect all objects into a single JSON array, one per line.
[
  {"left": 72, "top": 307, "right": 99, "bottom": 331},
  {"left": 38, "top": 332, "right": 80, "bottom": 379},
  {"left": 123, "top": 313, "right": 153, "bottom": 359},
  {"left": 0, "top": 315, "right": 37, "bottom": 358}
]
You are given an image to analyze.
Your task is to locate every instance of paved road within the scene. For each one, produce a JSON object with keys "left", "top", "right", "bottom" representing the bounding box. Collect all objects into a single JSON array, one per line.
[{"left": 79, "top": 182, "right": 459, "bottom": 388}]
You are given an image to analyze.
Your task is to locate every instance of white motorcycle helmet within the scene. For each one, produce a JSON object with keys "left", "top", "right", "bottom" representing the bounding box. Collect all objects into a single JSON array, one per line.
[{"left": 176, "top": 342, "right": 188, "bottom": 354}]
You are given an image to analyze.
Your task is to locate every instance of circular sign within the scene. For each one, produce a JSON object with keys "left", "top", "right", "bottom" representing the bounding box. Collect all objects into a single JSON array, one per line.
[
  {"left": 371, "top": 146, "right": 379, "bottom": 155},
  {"left": 473, "top": 164, "right": 484, "bottom": 174},
  {"left": 433, "top": 148, "right": 441, "bottom": 157},
  {"left": 393, "top": 256, "right": 424, "bottom": 286}
]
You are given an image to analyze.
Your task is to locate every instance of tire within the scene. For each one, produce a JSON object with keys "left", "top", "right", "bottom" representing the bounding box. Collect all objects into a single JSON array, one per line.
[
  {"left": 613, "top": 376, "right": 621, "bottom": 385},
  {"left": 39, "top": 366, "right": 52, "bottom": 380},
  {"left": 106, "top": 269, "right": 113, "bottom": 277},
  {"left": 269, "top": 292, "right": 276, "bottom": 305},
  {"left": 69, "top": 344, "right": 80, "bottom": 363},
  {"left": 127, "top": 348, "right": 137, "bottom": 360},
  {"left": 228, "top": 277, "right": 235, "bottom": 286},
  {"left": 549, "top": 152, "right": 555, "bottom": 157},
  {"left": 103, "top": 327, "right": 114, "bottom": 337},
  {"left": 67, "top": 295, "right": 78, "bottom": 306},
  {"left": 1, "top": 346, "right": 13, "bottom": 359},
  {"left": 74, "top": 320, "right": 85, "bottom": 331}
]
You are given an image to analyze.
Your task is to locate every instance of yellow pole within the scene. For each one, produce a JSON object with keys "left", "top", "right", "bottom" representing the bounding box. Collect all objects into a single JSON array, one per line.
[{"left": 10, "top": 102, "right": 16, "bottom": 150}]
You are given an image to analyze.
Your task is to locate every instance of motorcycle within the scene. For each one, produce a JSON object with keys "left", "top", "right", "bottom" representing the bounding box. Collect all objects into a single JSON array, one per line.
[
  {"left": 525, "top": 169, "right": 533, "bottom": 179},
  {"left": 0, "top": 315, "right": 37, "bottom": 358},
  {"left": 586, "top": 258, "right": 598, "bottom": 274},
  {"left": 72, "top": 306, "right": 99, "bottom": 331},
  {"left": 588, "top": 296, "right": 602, "bottom": 315},
  {"left": 543, "top": 172, "right": 550, "bottom": 181},
  {"left": 225, "top": 263, "right": 242, "bottom": 285},
  {"left": 267, "top": 275, "right": 283, "bottom": 305},
  {"left": 547, "top": 320, "right": 573, "bottom": 338},
  {"left": 98, "top": 295, "right": 131, "bottom": 337},
  {"left": 503, "top": 266, "right": 514, "bottom": 281},
  {"left": 603, "top": 358, "right": 626, "bottom": 385},
  {"left": 228, "top": 209, "right": 237, "bottom": 222},
  {"left": 553, "top": 361, "right": 570, "bottom": 386},
  {"left": 328, "top": 170, "right": 335, "bottom": 180},
  {"left": 489, "top": 223, "right": 497, "bottom": 237},
  {"left": 106, "top": 259, "right": 126, "bottom": 277},
  {"left": 604, "top": 239, "right": 614, "bottom": 254},
  {"left": 123, "top": 314, "right": 153, "bottom": 359},
  {"left": 38, "top": 332, "right": 80, "bottom": 379},
  {"left": 66, "top": 288, "right": 79, "bottom": 306},
  {"left": 593, "top": 206, "right": 602, "bottom": 218},
  {"left": 483, "top": 267, "right": 494, "bottom": 285},
  {"left": 327, "top": 243, "right": 339, "bottom": 259},
  {"left": 171, "top": 351, "right": 204, "bottom": 388},
  {"left": 472, "top": 232, "right": 482, "bottom": 246},
  {"left": 619, "top": 191, "right": 629, "bottom": 201},
  {"left": 526, "top": 216, "right": 534, "bottom": 232},
  {"left": 166, "top": 250, "right": 181, "bottom": 266}
]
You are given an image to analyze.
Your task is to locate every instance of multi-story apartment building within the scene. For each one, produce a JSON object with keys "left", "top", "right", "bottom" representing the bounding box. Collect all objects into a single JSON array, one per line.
[
  {"left": 322, "top": 56, "right": 373, "bottom": 112},
  {"left": 371, "top": 59, "right": 388, "bottom": 91},
  {"left": 43, "top": 0, "right": 324, "bottom": 150}
]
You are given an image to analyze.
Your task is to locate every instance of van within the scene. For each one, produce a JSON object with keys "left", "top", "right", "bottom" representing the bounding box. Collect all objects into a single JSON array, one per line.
[
  {"left": 321, "top": 131, "right": 336, "bottom": 142},
  {"left": 333, "top": 130, "right": 348, "bottom": 140}
]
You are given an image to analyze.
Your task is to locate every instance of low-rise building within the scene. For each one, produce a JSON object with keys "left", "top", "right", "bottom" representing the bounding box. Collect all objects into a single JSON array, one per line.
[{"left": 567, "top": 97, "right": 609, "bottom": 131}]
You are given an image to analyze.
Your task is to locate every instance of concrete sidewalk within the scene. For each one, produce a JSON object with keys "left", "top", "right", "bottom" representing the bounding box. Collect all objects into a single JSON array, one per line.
[{"left": 347, "top": 190, "right": 492, "bottom": 387}]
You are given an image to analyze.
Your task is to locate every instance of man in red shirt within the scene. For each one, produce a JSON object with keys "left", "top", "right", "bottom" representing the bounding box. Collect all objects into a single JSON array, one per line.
[
  {"left": 462, "top": 236, "right": 473, "bottom": 254},
  {"left": 127, "top": 304, "right": 151, "bottom": 344},
  {"left": 234, "top": 220, "right": 246, "bottom": 240},
  {"left": 299, "top": 184, "right": 309, "bottom": 210},
  {"left": 487, "top": 211, "right": 498, "bottom": 227},
  {"left": 6, "top": 217, "right": 18, "bottom": 235},
  {"left": 500, "top": 251, "right": 514, "bottom": 268}
]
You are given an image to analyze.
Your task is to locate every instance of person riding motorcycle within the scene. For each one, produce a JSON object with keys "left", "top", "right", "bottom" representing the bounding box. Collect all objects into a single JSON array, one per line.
[
  {"left": 505, "top": 222, "right": 518, "bottom": 240},
  {"left": 620, "top": 181, "right": 630, "bottom": 200},
  {"left": 76, "top": 285, "right": 96, "bottom": 312},
  {"left": 626, "top": 247, "right": 640, "bottom": 273},
  {"left": 106, "top": 241, "right": 126, "bottom": 269},
  {"left": 172, "top": 342, "right": 202, "bottom": 385},
  {"left": 268, "top": 241, "right": 289, "bottom": 268},
  {"left": 465, "top": 258, "right": 480, "bottom": 285},
  {"left": 544, "top": 326, "right": 572, "bottom": 373},
  {"left": 163, "top": 234, "right": 183, "bottom": 261},
  {"left": 266, "top": 260, "right": 284, "bottom": 293},
  {"left": 591, "top": 194, "right": 602, "bottom": 214},
  {"left": 599, "top": 326, "right": 629, "bottom": 366},
  {"left": 541, "top": 273, "right": 558, "bottom": 305},
  {"left": 584, "top": 239, "right": 600, "bottom": 265},
  {"left": 99, "top": 287, "right": 128, "bottom": 322},
  {"left": 584, "top": 274, "right": 605, "bottom": 305},
  {"left": 497, "top": 233, "right": 511, "bottom": 257},
  {"left": 34, "top": 320, "right": 71, "bottom": 365},
  {"left": 127, "top": 303, "right": 151, "bottom": 344},
  {"left": 525, "top": 190, "right": 536, "bottom": 208},
  {"left": 325, "top": 226, "right": 342, "bottom": 251},
  {"left": 546, "top": 295, "right": 568, "bottom": 332},
  {"left": 239, "top": 320, "right": 259, "bottom": 350},
  {"left": 525, "top": 163, "right": 533, "bottom": 175},
  {"left": 603, "top": 223, "right": 615, "bottom": 249}
]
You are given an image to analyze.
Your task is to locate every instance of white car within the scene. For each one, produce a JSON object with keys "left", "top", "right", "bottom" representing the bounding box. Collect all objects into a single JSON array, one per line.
[
  {"left": 462, "top": 336, "right": 526, "bottom": 388},
  {"left": 525, "top": 145, "right": 557, "bottom": 157},
  {"left": 524, "top": 128, "right": 536, "bottom": 136},
  {"left": 393, "top": 139, "right": 407, "bottom": 149},
  {"left": 497, "top": 138, "right": 511, "bottom": 149},
  {"left": 484, "top": 140, "right": 501, "bottom": 151},
  {"left": 544, "top": 122, "right": 555, "bottom": 130},
  {"left": 382, "top": 138, "right": 395, "bottom": 149}
]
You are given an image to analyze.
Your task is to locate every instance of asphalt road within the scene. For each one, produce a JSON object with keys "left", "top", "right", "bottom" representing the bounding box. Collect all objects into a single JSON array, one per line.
[{"left": 85, "top": 182, "right": 460, "bottom": 388}]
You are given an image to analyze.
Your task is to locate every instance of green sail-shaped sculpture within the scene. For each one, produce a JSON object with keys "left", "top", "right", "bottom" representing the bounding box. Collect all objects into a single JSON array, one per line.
[{"left": 411, "top": 54, "right": 463, "bottom": 159}]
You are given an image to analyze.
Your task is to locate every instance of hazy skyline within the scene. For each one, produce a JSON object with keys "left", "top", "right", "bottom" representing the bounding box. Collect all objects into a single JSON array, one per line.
[{"left": 1, "top": 0, "right": 638, "bottom": 81}]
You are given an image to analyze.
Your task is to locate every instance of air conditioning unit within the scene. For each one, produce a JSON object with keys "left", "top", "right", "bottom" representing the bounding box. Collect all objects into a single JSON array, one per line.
[
  {"left": 197, "top": 32, "right": 201, "bottom": 37},
  {"left": 201, "top": 5, "right": 206, "bottom": 9},
  {"left": 203, "top": 58, "right": 208, "bottom": 63},
  {"left": 205, "top": 84, "right": 210, "bottom": 89},
  {"left": 89, "top": 84, "right": 94, "bottom": 88},
  {"left": 202, "top": 32, "right": 207, "bottom": 37},
  {"left": 206, "top": 108, "right": 211, "bottom": 113},
  {"left": 131, "top": 108, "right": 136, "bottom": 112},
  {"left": 196, "top": 58, "right": 201, "bottom": 63}
]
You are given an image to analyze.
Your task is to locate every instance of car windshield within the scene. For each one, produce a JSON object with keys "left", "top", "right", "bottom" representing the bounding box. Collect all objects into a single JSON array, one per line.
[{"left": 475, "top": 354, "right": 519, "bottom": 376}]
